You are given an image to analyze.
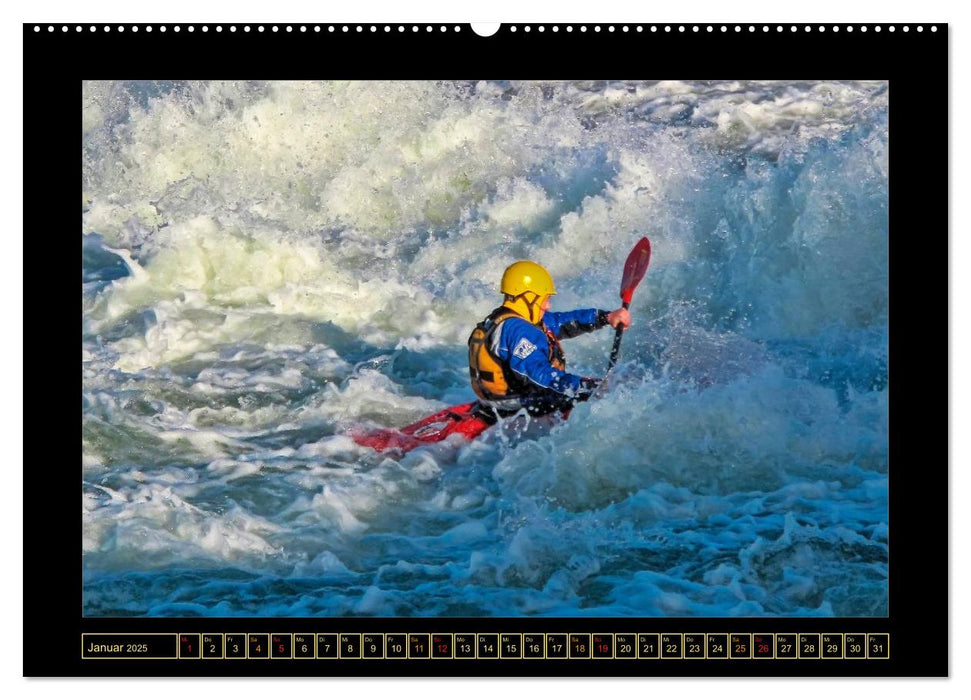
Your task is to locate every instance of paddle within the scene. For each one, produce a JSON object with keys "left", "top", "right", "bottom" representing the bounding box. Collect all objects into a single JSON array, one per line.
[{"left": 606, "top": 237, "right": 652, "bottom": 372}]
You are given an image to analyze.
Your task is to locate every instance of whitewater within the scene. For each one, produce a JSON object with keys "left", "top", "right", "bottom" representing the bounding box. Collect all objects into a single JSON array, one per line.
[{"left": 82, "top": 80, "right": 889, "bottom": 617}]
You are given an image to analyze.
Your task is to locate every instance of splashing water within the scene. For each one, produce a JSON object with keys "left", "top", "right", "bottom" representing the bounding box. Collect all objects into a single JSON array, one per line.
[{"left": 82, "top": 80, "right": 888, "bottom": 617}]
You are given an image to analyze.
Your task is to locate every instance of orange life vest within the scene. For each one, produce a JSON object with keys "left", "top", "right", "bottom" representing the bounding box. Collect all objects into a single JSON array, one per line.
[{"left": 468, "top": 307, "right": 567, "bottom": 401}]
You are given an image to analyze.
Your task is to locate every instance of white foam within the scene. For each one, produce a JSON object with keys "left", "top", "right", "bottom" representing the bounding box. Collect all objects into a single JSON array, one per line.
[{"left": 83, "top": 483, "right": 281, "bottom": 567}]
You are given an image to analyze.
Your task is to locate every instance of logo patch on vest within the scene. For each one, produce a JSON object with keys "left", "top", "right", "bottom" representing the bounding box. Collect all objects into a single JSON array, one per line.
[{"left": 513, "top": 338, "right": 537, "bottom": 359}]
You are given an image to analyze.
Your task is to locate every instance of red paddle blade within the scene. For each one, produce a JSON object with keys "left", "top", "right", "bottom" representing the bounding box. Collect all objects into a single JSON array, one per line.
[{"left": 620, "top": 237, "right": 652, "bottom": 304}]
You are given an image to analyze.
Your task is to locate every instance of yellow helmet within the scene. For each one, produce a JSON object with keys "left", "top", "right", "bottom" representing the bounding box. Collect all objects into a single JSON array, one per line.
[{"left": 500, "top": 260, "right": 556, "bottom": 324}]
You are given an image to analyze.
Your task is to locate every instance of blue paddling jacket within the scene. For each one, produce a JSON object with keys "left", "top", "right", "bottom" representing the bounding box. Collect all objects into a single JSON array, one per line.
[{"left": 468, "top": 307, "right": 609, "bottom": 416}]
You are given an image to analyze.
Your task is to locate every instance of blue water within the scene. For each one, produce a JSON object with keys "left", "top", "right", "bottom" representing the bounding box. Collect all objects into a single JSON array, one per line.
[{"left": 82, "top": 80, "right": 888, "bottom": 617}]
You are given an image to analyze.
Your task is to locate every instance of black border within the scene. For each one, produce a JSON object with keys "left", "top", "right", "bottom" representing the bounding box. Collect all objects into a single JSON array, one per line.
[{"left": 25, "top": 22, "right": 947, "bottom": 677}]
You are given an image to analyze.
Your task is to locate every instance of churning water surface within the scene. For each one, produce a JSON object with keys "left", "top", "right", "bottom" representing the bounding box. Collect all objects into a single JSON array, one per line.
[{"left": 82, "top": 80, "right": 889, "bottom": 617}]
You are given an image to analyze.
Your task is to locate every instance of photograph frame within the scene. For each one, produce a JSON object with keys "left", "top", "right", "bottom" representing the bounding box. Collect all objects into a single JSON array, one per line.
[{"left": 24, "top": 21, "right": 947, "bottom": 677}]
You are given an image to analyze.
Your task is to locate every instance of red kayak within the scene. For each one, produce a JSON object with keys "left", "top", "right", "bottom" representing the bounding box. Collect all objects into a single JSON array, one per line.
[
  {"left": 349, "top": 402, "right": 495, "bottom": 454},
  {"left": 349, "top": 401, "right": 575, "bottom": 455}
]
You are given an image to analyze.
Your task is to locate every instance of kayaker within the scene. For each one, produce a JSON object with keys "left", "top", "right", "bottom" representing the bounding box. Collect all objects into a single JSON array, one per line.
[{"left": 468, "top": 260, "right": 631, "bottom": 419}]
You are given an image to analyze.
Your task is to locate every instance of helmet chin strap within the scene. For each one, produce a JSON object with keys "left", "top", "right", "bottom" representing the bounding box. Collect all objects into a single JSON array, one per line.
[
  {"left": 521, "top": 292, "right": 541, "bottom": 324},
  {"left": 504, "top": 292, "right": 545, "bottom": 324}
]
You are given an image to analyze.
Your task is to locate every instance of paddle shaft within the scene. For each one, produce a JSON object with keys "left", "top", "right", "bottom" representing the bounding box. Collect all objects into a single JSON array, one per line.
[{"left": 606, "top": 301, "right": 630, "bottom": 372}]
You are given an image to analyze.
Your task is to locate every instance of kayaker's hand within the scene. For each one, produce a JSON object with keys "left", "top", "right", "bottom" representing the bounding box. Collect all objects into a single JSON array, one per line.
[
  {"left": 579, "top": 376, "right": 600, "bottom": 391},
  {"left": 578, "top": 376, "right": 601, "bottom": 399},
  {"left": 590, "top": 375, "right": 609, "bottom": 399},
  {"left": 578, "top": 376, "right": 611, "bottom": 401},
  {"left": 607, "top": 307, "right": 631, "bottom": 330}
]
